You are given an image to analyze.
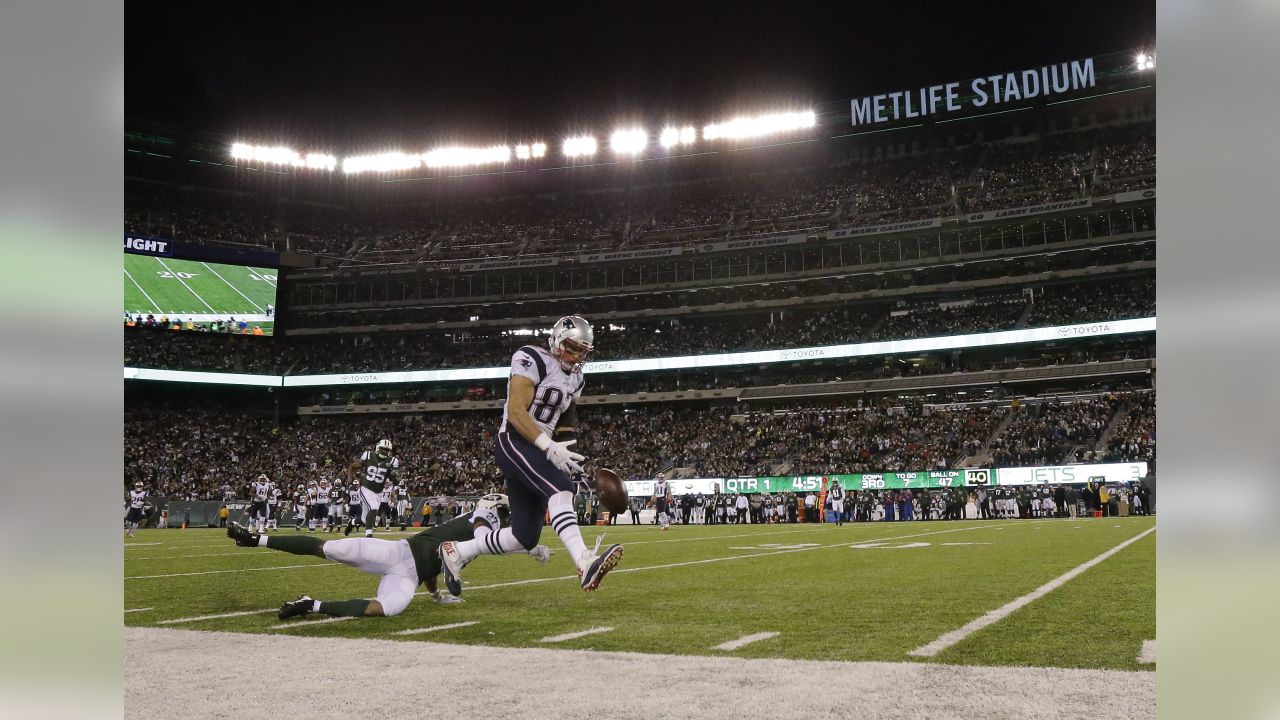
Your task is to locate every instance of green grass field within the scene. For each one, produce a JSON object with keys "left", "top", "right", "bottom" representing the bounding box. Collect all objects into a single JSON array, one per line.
[
  {"left": 123, "top": 254, "right": 277, "bottom": 335},
  {"left": 124, "top": 517, "right": 1155, "bottom": 671}
]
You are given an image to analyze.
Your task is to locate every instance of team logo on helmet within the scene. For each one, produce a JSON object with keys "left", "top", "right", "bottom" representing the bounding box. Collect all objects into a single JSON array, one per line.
[{"left": 548, "top": 315, "right": 594, "bottom": 372}]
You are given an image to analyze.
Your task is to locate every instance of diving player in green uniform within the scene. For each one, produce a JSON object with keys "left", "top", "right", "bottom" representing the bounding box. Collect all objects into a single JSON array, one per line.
[{"left": 227, "top": 493, "right": 552, "bottom": 619}]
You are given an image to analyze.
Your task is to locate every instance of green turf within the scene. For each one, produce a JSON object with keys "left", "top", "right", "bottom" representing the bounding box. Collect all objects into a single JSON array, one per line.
[
  {"left": 123, "top": 255, "right": 277, "bottom": 334},
  {"left": 124, "top": 517, "right": 1155, "bottom": 669}
]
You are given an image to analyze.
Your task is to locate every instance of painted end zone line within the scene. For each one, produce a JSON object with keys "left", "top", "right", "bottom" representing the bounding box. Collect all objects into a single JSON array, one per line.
[
  {"left": 908, "top": 526, "right": 1156, "bottom": 658},
  {"left": 124, "top": 608, "right": 153, "bottom": 614},
  {"left": 712, "top": 632, "right": 779, "bottom": 651},
  {"left": 158, "top": 609, "right": 274, "bottom": 625},
  {"left": 540, "top": 627, "right": 614, "bottom": 643},
  {"left": 393, "top": 621, "right": 480, "bottom": 636}
]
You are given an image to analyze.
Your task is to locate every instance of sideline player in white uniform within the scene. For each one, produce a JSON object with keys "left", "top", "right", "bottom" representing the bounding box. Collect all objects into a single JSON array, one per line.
[
  {"left": 345, "top": 482, "right": 364, "bottom": 535},
  {"left": 652, "top": 473, "right": 671, "bottom": 530},
  {"left": 440, "top": 316, "right": 623, "bottom": 595},
  {"left": 248, "top": 474, "right": 272, "bottom": 533},
  {"left": 266, "top": 482, "right": 282, "bottom": 530},
  {"left": 828, "top": 480, "right": 846, "bottom": 527},
  {"left": 125, "top": 482, "right": 147, "bottom": 537},
  {"left": 395, "top": 483, "right": 411, "bottom": 531}
]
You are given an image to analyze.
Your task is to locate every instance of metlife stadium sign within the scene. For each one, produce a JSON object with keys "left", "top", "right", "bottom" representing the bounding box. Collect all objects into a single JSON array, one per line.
[{"left": 850, "top": 57, "right": 1097, "bottom": 127}]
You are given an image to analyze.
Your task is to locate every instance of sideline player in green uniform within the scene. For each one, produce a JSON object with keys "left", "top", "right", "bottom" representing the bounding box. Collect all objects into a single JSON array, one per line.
[
  {"left": 227, "top": 494, "right": 552, "bottom": 619},
  {"left": 347, "top": 439, "right": 398, "bottom": 537}
]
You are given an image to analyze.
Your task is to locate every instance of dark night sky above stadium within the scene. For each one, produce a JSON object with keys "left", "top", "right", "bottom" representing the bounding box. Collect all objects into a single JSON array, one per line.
[{"left": 126, "top": 1, "right": 1154, "bottom": 149}]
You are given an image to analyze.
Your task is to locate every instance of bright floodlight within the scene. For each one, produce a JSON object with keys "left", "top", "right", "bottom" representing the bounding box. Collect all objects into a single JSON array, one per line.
[
  {"left": 531, "top": 142, "right": 547, "bottom": 158},
  {"left": 305, "top": 153, "right": 337, "bottom": 171},
  {"left": 342, "top": 152, "right": 422, "bottom": 175},
  {"left": 702, "top": 110, "right": 817, "bottom": 141},
  {"left": 563, "top": 136, "right": 598, "bottom": 158},
  {"left": 515, "top": 144, "right": 530, "bottom": 160},
  {"left": 422, "top": 145, "right": 510, "bottom": 168},
  {"left": 660, "top": 126, "right": 698, "bottom": 149},
  {"left": 1135, "top": 52, "right": 1155, "bottom": 71},
  {"left": 230, "top": 143, "right": 335, "bottom": 171},
  {"left": 611, "top": 128, "right": 647, "bottom": 155}
]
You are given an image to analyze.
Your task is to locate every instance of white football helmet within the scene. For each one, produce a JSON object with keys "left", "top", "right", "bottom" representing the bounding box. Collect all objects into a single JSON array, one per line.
[
  {"left": 476, "top": 493, "right": 511, "bottom": 522},
  {"left": 133, "top": 482, "right": 143, "bottom": 491},
  {"left": 376, "top": 438, "right": 393, "bottom": 459},
  {"left": 257, "top": 473, "right": 269, "bottom": 482},
  {"left": 548, "top": 315, "right": 594, "bottom": 371}
]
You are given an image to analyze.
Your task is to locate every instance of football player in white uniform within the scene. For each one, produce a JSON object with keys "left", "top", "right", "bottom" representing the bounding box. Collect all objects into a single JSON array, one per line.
[
  {"left": 828, "top": 480, "right": 846, "bottom": 527},
  {"left": 125, "top": 482, "right": 147, "bottom": 537},
  {"left": 248, "top": 474, "right": 272, "bottom": 533},
  {"left": 229, "top": 494, "right": 551, "bottom": 618},
  {"left": 652, "top": 473, "right": 671, "bottom": 530},
  {"left": 266, "top": 482, "right": 282, "bottom": 531},
  {"left": 439, "top": 316, "right": 623, "bottom": 595}
]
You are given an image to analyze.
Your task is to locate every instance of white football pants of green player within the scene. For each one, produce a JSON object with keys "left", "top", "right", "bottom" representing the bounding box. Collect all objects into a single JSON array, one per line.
[
  {"left": 359, "top": 488, "right": 381, "bottom": 536},
  {"left": 321, "top": 538, "right": 419, "bottom": 616}
]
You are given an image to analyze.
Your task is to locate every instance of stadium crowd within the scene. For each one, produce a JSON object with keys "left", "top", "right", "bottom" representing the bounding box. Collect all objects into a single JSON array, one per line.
[
  {"left": 125, "top": 123, "right": 1154, "bottom": 261},
  {"left": 125, "top": 390, "right": 1153, "bottom": 503}
]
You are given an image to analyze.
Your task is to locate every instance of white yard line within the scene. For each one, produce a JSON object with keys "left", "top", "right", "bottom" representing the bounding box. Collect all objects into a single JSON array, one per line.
[
  {"left": 1137, "top": 640, "right": 1156, "bottom": 664},
  {"left": 122, "top": 268, "right": 162, "bottom": 313},
  {"left": 201, "top": 262, "right": 264, "bottom": 313},
  {"left": 540, "top": 627, "right": 614, "bottom": 643},
  {"left": 128, "top": 552, "right": 267, "bottom": 561},
  {"left": 270, "top": 616, "right": 355, "bottom": 630},
  {"left": 393, "top": 621, "right": 481, "bottom": 636},
  {"left": 123, "top": 543, "right": 163, "bottom": 548},
  {"left": 154, "top": 257, "right": 216, "bottom": 312},
  {"left": 711, "top": 632, "right": 779, "bottom": 651},
  {"left": 127, "top": 563, "right": 338, "bottom": 580},
  {"left": 124, "top": 608, "right": 153, "bottom": 614},
  {"left": 158, "top": 609, "right": 275, "bottom": 625},
  {"left": 908, "top": 526, "right": 1156, "bottom": 658}
]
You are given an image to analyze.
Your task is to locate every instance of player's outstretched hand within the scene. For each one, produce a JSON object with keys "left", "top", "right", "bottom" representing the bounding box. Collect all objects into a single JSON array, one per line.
[
  {"left": 527, "top": 545, "right": 554, "bottom": 564},
  {"left": 545, "top": 438, "right": 585, "bottom": 474}
]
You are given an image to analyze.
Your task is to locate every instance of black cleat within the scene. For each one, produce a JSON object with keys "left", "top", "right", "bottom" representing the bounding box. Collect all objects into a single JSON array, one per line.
[
  {"left": 228, "top": 522, "right": 260, "bottom": 548},
  {"left": 580, "top": 544, "right": 624, "bottom": 592},
  {"left": 278, "top": 595, "right": 314, "bottom": 620}
]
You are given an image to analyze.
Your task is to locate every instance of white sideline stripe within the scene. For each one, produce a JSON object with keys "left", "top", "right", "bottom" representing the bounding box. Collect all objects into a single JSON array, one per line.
[
  {"left": 540, "top": 627, "right": 614, "bottom": 643},
  {"left": 270, "top": 616, "right": 355, "bottom": 630},
  {"left": 127, "top": 563, "right": 338, "bottom": 580},
  {"left": 158, "top": 609, "right": 274, "bottom": 624},
  {"left": 393, "top": 621, "right": 480, "bottom": 636},
  {"left": 908, "top": 526, "right": 1157, "bottom": 658},
  {"left": 201, "top": 262, "right": 264, "bottom": 313},
  {"left": 123, "top": 267, "right": 162, "bottom": 313},
  {"left": 123, "top": 543, "right": 163, "bottom": 547},
  {"left": 154, "top": 257, "right": 216, "bottom": 312},
  {"left": 611, "top": 527, "right": 825, "bottom": 547},
  {"left": 941, "top": 542, "right": 992, "bottom": 546},
  {"left": 1137, "top": 640, "right": 1156, "bottom": 664},
  {"left": 124, "top": 608, "right": 153, "bottom": 614},
  {"left": 712, "top": 632, "right": 778, "bottom": 651}
]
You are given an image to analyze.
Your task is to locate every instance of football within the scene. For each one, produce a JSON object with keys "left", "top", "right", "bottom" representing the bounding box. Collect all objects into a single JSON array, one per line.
[{"left": 594, "top": 467, "right": 629, "bottom": 514}]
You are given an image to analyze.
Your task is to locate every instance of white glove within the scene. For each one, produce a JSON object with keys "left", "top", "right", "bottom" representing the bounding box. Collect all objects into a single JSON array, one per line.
[
  {"left": 535, "top": 435, "right": 585, "bottom": 474},
  {"left": 527, "top": 545, "right": 554, "bottom": 564}
]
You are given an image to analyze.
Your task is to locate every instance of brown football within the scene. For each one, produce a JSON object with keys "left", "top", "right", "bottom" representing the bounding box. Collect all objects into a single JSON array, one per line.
[{"left": 594, "top": 467, "right": 630, "bottom": 514}]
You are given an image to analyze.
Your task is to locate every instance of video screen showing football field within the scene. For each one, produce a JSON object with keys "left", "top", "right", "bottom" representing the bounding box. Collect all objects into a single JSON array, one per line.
[{"left": 124, "top": 254, "right": 278, "bottom": 335}]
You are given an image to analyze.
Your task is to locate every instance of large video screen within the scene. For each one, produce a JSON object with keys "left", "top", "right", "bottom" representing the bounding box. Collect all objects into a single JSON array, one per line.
[{"left": 123, "top": 254, "right": 278, "bottom": 335}]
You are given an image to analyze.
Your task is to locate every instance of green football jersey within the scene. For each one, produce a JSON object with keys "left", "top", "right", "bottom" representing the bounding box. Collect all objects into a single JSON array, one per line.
[
  {"left": 358, "top": 450, "right": 399, "bottom": 494},
  {"left": 406, "top": 507, "right": 503, "bottom": 585}
]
